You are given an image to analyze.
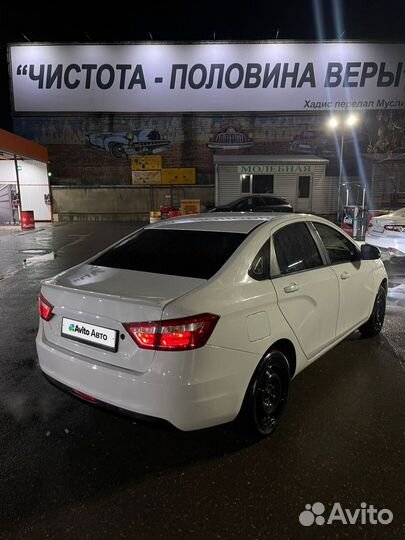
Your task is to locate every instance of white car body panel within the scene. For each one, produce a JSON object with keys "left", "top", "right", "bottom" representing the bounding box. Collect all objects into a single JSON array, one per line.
[
  {"left": 36, "top": 213, "right": 388, "bottom": 431},
  {"left": 41, "top": 267, "right": 205, "bottom": 373},
  {"left": 329, "top": 261, "right": 374, "bottom": 336},
  {"left": 365, "top": 208, "right": 405, "bottom": 257},
  {"left": 272, "top": 266, "right": 339, "bottom": 359}
]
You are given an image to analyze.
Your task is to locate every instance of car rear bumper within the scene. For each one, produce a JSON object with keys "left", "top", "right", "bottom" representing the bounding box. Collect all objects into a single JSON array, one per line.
[
  {"left": 41, "top": 371, "right": 172, "bottom": 427},
  {"left": 36, "top": 325, "right": 259, "bottom": 431}
]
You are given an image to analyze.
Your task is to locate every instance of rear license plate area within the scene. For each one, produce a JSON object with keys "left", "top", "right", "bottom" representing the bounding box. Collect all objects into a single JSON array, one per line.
[{"left": 61, "top": 317, "right": 118, "bottom": 352}]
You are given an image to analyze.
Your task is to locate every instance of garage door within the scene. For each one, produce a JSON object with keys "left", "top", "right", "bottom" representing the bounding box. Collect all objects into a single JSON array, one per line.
[{"left": 0, "top": 185, "right": 13, "bottom": 225}]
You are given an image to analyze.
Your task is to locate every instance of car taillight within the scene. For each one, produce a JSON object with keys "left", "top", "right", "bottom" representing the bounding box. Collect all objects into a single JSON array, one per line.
[
  {"left": 384, "top": 224, "right": 405, "bottom": 233},
  {"left": 123, "top": 313, "right": 219, "bottom": 351},
  {"left": 389, "top": 247, "right": 403, "bottom": 255},
  {"left": 38, "top": 293, "right": 54, "bottom": 321}
]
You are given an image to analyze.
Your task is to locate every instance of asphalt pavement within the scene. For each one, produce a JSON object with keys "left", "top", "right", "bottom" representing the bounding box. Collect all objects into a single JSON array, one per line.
[{"left": 0, "top": 222, "right": 404, "bottom": 540}]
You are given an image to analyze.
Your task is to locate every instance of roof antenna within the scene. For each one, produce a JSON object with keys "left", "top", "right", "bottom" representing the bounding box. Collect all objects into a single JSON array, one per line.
[
  {"left": 339, "top": 30, "right": 345, "bottom": 38},
  {"left": 275, "top": 28, "right": 280, "bottom": 39},
  {"left": 149, "top": 31, "right": 153, "bottom": 40},
  {"left": 213, "top": 30, "right": 216, "bottom": 41},
  {"left": 21, "top": 33, "right": 31, "bottom": 42},
  {"left": 84, "top": 31, "right": 91, "bottom": 41}
]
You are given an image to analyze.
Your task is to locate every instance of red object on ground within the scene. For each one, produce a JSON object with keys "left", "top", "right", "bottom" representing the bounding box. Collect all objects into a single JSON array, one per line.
[
  {"left": 21, "top": 210, "right": 35, "bottom": 230},
  {"left": 168, "top": 210, "right": 181, "bottom": 218},
  {"left": 159, "top": 205, "right": 171, "bottom": 219}
]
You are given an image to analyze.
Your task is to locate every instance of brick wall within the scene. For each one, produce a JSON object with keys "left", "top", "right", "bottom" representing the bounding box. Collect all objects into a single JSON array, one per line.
[{"left": 13, "top": 112, "right": 377, "bottom": 185}]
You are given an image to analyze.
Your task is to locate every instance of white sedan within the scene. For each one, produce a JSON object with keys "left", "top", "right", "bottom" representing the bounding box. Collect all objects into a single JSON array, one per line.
[
  {"left": 366, "top": 208, "right": 405, "bottom": 261},
  {"left": 36, "top": 213, "right": 387, "bottom": 437}
]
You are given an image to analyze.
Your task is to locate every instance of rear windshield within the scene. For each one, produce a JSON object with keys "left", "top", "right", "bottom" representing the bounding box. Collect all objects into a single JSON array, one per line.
[{"left": 92, "top": 229, "right": 246, "bottom": 279}]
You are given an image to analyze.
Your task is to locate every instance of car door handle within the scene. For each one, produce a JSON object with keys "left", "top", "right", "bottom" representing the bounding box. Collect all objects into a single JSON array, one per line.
[
  {"left": 284, "top": 283, "right": 299, "bottom": 293},
  {"left": 340, "top": 271, "right": 350, "bottom": 280}
]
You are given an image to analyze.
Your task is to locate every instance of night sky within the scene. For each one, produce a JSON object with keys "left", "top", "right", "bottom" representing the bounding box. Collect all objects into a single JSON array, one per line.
[{"left": 1, "top": 0, "right": 404, "bottom": 128}]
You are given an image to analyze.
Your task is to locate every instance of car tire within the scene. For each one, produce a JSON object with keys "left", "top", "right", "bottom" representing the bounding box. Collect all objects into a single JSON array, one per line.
[
  {"left": 359, "top": 284, "right": 387, "bottom": 338},
  {"left": 239, "top": 350, "right": 290, "bottom": 438}
]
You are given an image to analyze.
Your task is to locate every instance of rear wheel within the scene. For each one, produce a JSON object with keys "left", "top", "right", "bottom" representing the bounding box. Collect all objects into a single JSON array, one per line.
[
  {"left": 239, "top": 350, "right": 290, "bottom": 438},
  {"left": 359, "top": 284, "right": 386, "bottom": 337}
]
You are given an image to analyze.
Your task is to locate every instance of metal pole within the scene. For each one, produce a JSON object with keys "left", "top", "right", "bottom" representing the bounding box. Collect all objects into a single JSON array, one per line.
[
  {"left": 360, "top": 186, "right": 366, "bottom": 239},
  {"left": 13, "top": 154, "right": 23, "bottom": 224},
  {"left": 46, "top": 162, "right": 54, "bottom": 222},
  {"left": 336, "top": 132, "right": 344, "bottom": 222},
  {"left": 370, "top": 159, "right": 375, "bottom": 209}
]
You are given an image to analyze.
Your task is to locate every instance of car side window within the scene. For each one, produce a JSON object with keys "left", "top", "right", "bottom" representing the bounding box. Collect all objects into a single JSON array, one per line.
[
  {"left": 234, "top": 198, "right": 251, "bottom": 211},
  {"left": 273, "top": 223, "right": 323, "bottom": 275},
  {"left": 261, "top": 197, "right": 277, "bottom": 206},
  {"left": 252, "top": 197, "right": 266, "bottom": 210},
  {"left": 248, "top": 240, "right": 270, "bottom": 281},
  {"left": 313, "top": 222, "right": 359, "bottom": 264}
]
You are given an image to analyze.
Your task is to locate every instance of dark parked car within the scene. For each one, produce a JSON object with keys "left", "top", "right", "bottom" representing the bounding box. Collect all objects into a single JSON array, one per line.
[{"left": 208, "top": 195, "right": 293, "bottom": 213}]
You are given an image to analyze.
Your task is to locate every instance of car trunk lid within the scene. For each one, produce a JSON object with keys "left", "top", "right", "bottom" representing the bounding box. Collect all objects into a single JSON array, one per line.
[
  {"left": 40, "top": 264, "right": 205, "bottom": 373},
  {"left": 370, "top": 215, "right": 405, "bottom": 235}
]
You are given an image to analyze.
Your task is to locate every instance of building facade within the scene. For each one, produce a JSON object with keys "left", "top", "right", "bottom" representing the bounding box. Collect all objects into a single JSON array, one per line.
[{"left": 8, "top": 42, "right": 405, "bottom": 220}]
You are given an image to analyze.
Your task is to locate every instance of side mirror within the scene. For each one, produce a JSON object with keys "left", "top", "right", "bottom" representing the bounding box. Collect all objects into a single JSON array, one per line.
[{"left": 361, "top": 244, "right": 381, "bottom": 260}]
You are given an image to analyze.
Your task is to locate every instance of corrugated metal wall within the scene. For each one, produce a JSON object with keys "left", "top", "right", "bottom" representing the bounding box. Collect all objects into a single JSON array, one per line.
[
  {"left": 312, "top": 173, "right": 338, "bottom": 214},
  {"left": 273, "top": 174, "right": 297, "bottom": 203},
  {"left": 217, "top": 165, "right": 241, "bottom": 205}
]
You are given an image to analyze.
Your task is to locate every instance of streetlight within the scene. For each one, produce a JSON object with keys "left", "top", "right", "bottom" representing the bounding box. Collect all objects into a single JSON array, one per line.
[{"left": 327, "top": 113, "right": 359, "bottom": 221}]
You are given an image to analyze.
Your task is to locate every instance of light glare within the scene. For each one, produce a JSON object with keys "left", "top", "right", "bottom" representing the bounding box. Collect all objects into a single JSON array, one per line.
[
  {"left": 346, "top": 114, "right": 358, "bottom": 127},
  {"left": 328, "top": 117, "right": 339, "bottom": 129}
]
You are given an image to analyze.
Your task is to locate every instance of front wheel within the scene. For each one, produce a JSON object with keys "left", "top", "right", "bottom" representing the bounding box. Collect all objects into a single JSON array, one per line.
[
  {"left": 359, "top": 284, "right": 386, "bottom": 337},
  {"left": 239, "top": 350, "right": 290, "bottom": 438}
]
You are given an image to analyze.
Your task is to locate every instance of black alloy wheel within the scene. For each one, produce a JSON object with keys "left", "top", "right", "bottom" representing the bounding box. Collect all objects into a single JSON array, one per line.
[
  {"left": 241, "top": 350, "right": 290, "bottom": 438},
  {"left": 359, "top": 284, "right": 387, "bottom": 337}
]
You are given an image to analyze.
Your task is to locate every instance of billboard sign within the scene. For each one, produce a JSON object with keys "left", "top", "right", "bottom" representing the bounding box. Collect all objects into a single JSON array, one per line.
[{"left": 9, "top": 42, "right": 405, "bottom": 112}]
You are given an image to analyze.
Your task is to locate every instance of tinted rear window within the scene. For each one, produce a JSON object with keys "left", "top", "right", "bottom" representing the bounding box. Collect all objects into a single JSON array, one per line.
[{"left": 92, "top": 229, "right": 246, "bottom": 279}]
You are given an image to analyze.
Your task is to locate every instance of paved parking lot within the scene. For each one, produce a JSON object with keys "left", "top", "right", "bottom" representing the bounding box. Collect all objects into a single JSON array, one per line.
[{"left": 0, "top": 222, "right": 404, "bottom": 540}]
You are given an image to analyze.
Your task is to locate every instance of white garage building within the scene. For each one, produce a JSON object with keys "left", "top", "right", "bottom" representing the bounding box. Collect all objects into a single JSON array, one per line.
[
  {"left": 0, "top": 129, "right": 51, "bottom": 225},
  {"left": 214, "top": 154, "right": 335, "bottom": 214}
]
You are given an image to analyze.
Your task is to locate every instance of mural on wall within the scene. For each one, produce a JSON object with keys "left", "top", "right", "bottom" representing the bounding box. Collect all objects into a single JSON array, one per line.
[
  {"left": 289, "top": 127, "right": 369, "bottom": 157},
  {"left": 13, "top": 110, "right": 404, "bottom": 185},
  {"left": 207, "top": 125, "right": 253, "bottom": 150},
  {"left": 86, "top": 129, "right": 171, "bottom": 159}
]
